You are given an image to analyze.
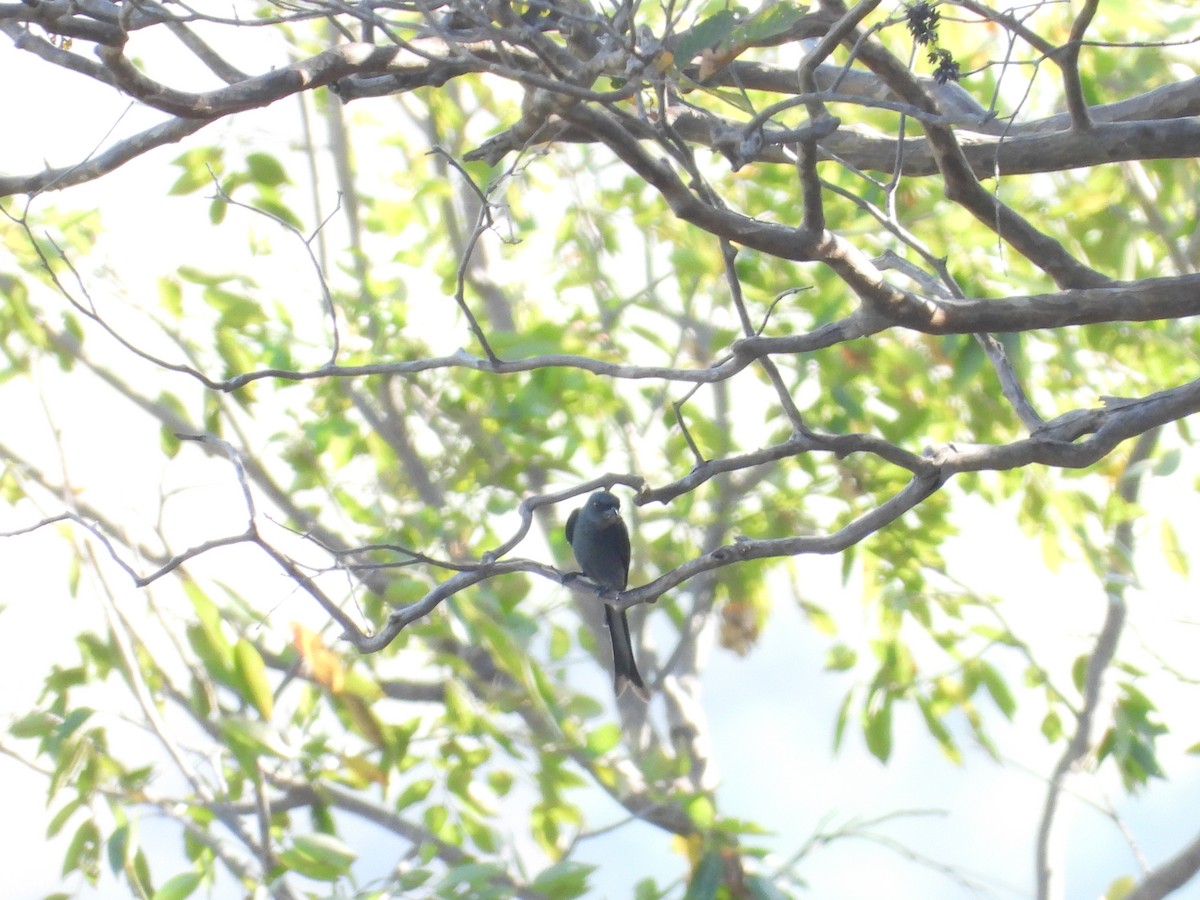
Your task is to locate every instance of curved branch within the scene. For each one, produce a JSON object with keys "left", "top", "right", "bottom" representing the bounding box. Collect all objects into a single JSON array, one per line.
[
  {"left": 95, "top": 41, "right": 418, "bottom": 118},
  {"left": 0, "top": 115, "right": 213, "bottom": 197},
  {"left": 1127, "top": 831, "right": 1200, "bottom": 900},
  {"left": 1057, "top": 0, "right": 1100, "bottom": 131},
  {"left": 744, "top": 273, "right": 1200, "bottom": 342},
  {"left": 620, "top": 469, "right": 945, "bottom": 610},
  {"left": 0, "top": 0, "right": 125, "bottom": 44},
  {"left": 851, "top": 26, "right": 1109, "bottom": 287},
  {"left": 817, "top": 117, "right": 1200, "bottom": 179}
]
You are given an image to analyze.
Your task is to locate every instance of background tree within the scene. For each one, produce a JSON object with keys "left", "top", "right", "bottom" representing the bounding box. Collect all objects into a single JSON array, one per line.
[{"left": 2, "top": 0, "right": 1199, "bottom": 898}]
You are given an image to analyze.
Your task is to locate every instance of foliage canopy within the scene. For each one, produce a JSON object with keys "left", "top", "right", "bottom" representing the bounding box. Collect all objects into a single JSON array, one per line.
[{"left": 1, "top": 0, "right": 1199, "bottom": 898}]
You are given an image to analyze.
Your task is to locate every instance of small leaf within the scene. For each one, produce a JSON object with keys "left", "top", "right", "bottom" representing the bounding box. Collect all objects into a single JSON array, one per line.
[
  {"left": 151, "top": 872, "right": 202, "bottom": 900},
  {"left": 832, "top": 690, "right": 854, "bottom": 751},
  {"left": 685, "top": 794, "right": 717, "bottom": 829},
  {"left": 251, "top": 196, "right": 303, "bottom": 229},
  {"left": 63, "top": 820, "right": 100, "bottom": 878},
  {"left": 1041, "top": 710, "right": 1063, "bottom": 742},
  {"left": 585, "top": 723, "right": 622, "bottom": 757},
  {"left": 1160, "top": 519, "right": 1188, "bottom": 576},
  {"left": 683, "top": 850, "right": 723, "bottom": 900},
  {"left": 10, "top": 710, "right": 57, "bottom": 739},
  {"left": 46, "top": 799, "right": 82, "bottom": 838},
  {"left": 864, "top": 693, "right": 893, "bottom": 762},
  {"left": 107, "top": 822, "right": 133, "bottom": 875},
  {"left": 549, "top": 624, "right": 572, "bottom": 661},
  {"left": 825, "top": 643, "right": 857, "bottom": 671},
  {"left": 732, "top": 1, "right": 810, "bottom": 46},
  {"left": 1152, "top": 448, "right": 1181, "bottom": 477},
  {"left": 675, "top": 11, "right": 740, "bottom": 64},
  {"left": 233, "top": 639, "right": 274, "bottom": 720},
  {"left": 396, "top": 778, "right": 434, "bottom": 811},
  {"left": 745, "top": 875, "right": 791, "bottom": 900},
  {"left": 219, "top": 716, "right": 294, "bottom": 762},
  {"left": 245, "top": 152, "right": 289, "bottom": 187},
  {"left": 276, "top": 833, "right": 357, "bottom": 881},
  {"left": 531, "top": 861, "right": 596, "bottom": 898},
  {"left": 1103, "top": 875, "right": 1136, "bottom": 900},
  {"left": 978, "top": 661, "right": 1017, "bottom": 719},
  {"left": 291, "top": 833, "right": 357, "bottom": 870},
  {"left": 488, "top": 770, "right": 514, "bottom": 797},
  {"left": 1071, "top": 654, "right": 1090, "bottom": 694}
]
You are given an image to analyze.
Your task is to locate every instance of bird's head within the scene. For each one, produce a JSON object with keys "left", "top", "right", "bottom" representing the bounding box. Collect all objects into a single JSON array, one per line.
[{"left": 587, "top": 490, "right": 622, "bottom": 521}]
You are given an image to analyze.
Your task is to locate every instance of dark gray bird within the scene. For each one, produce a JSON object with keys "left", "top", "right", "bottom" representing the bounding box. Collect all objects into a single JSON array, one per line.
[{"left": 565, "top": 491, "right": 649, "bottom": 701}]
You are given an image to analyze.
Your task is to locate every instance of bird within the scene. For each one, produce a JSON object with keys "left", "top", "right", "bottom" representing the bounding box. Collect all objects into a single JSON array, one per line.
[{"left": 565, "top": 491, "right": 649, "bottom": 701}]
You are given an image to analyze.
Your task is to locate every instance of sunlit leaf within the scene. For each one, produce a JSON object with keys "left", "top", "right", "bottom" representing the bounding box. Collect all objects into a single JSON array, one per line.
[
  {"left": 151, "top": 872, "right": 202, "bottom": 900},
  {"left": 233, "top": 639, "right": 274, "bottom": 720}
]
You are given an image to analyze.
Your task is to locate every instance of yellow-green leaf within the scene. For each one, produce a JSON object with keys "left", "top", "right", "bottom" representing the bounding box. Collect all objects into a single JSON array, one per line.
[{"left": 233, "top": 639, "right": 274, "bottom": 719}]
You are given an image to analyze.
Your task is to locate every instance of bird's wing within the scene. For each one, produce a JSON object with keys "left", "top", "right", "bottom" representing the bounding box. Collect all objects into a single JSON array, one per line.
[
  {"left": 565, "top": 508, "right": 579, "bottom": 545},
  {"left": 615, "top": 518, "right": 631, "bottom": 581}
]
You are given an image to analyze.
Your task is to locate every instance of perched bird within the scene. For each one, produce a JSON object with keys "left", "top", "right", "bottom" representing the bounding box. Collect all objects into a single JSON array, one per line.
[{"left": 565, "top": 491, "right": 649, "bottom": 701}]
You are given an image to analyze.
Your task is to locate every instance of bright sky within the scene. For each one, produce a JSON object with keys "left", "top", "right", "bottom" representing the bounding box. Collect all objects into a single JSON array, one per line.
[{"left": 3, "top": 18, "right": 1200, "bottom": 900}]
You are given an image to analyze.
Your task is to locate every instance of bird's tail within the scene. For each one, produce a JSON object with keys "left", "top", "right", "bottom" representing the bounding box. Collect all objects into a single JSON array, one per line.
[{"left": 605, "top": 605, "right": 649, "bottom": 701}]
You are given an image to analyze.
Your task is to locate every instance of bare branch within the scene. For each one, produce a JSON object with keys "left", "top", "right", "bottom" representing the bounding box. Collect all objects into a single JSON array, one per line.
[
  {"left": 1057, "top": 0, "right": 1100, "bottom": 131},
  {"left": 1127, "top": 831, "right": 1200, "bottom": 900}
]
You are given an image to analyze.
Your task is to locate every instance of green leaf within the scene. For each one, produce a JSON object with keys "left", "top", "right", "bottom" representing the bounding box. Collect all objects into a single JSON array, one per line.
[
  {"left": 204, "top": 286, "right": 266, "bottom": 328},
  {"left": 168, "top": 147, "right": 223, "bottom": 195},
  {"left": 46, "top": 799, "right": 83, "bottom": 838},
  {"left": 864, "top": 693, "right": 893, "bottom": 762},
  {"left": 396, "top": 778, "right": 434, "bottom": 811},
  {"left": 183, "top": 582, "right": 233, "bottom": 682},
  {"left": 731, "top": 1, "right": 809, "bottom": 47},
  {"left": 275, "top": 850, "right": 340, "bottom": 881},
  {"left": 245, "top": 152, "right": 289, "bottom": 187},
  {"left": 488, "top": 769, "right": 514, "bottom": 797},
  {"left": 1071, "top": 654, "right": 1089, "bottom": 694},
  {"left": 151, "top": 872, "right": 202, "bottom": 900},
  {"left": 1041, "top": 710, "right": 1063, "bottom": 742},
  {"left": 251, "top": 196, "right": 303, "bottom": 229},
  {"left": 799, "top": 599, "right": 836, "bottom": 636},
  {"left": 948, "top": 336, "right": 985, "bottom": 391},
  {"left": 10, "top": 710, "right": 57, "bottom": 739},
  {"left": 63, "top": 819, "right": 100, "bottom": 878},
  {"left": 1103, "top": 874, "right": 1136, "bottom": 900},
  {"left": 585, "top": 723, "right": 621, "bottom": 757},
  {"left": 745, "top": 875, "right": 791, "bottom": 900},
  {"left": 233, "top": 639, "right": 274, "bottom": 720},
  {"left": 158, "top": 276, "right": 183, "bottom": 317},
  {"left": 977, "top": 661, "right": 1017, "bottom": 719},
  {"left": 531, "top": 861, "right": 596, "bottom": 898},
  {"left": 676, "top": 11, "right": 740, "bottom": 63},
  {"left": 1160, "top": 519, "right": 1188, "bottom": 576},
  {"left": 52, "top": 707, "right": 95, "bottom": 752},
  {"left": 1152, "top": 447, "right": 1181, "bottom": 476},
  {"left": 438, "top": 862, "right": 510, "bottom": 893},
  {"left": 832, "top": 690, "right": 854, "bottom": 751},
  {"left": 487, "top": 324, "right": 564, "bottom": 357},
  {"left": 291, "top": 833, "right": 357, "bottom": 871},
  {"left": 162, "top": 426, "right": 182, "bottom": 458},
  {"left": 825, "top": 643, "right": 856, "bottom": 671},
  {"left": 398, "top": 869, "right": 433, "bottom": 890},
  {"left": 549, "top": 624, "right": 572, "bottom": 661},
  {"left": 219, "top": 716, "right": 295, "bottom": 763},
  {"left": 107, "top": 822, "right": 133, "bottom": 875},
  {"left": 686, "top": 794, "right": 717, "bottom": 829},
  {"left": 683, "top": 850, "right": 724, "bottom": 900}
]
